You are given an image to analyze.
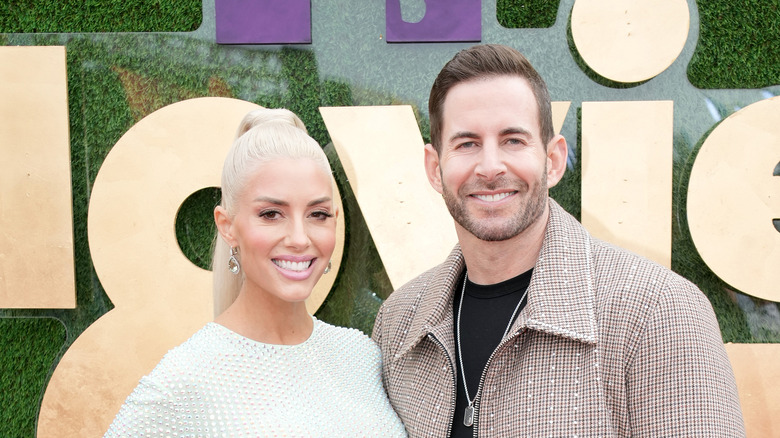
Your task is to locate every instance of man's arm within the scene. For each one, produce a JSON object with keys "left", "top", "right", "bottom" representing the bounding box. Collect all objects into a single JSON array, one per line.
[
  {"left": 625, "top": 280, "right": 745, "bottom": 436},
  {"left": 372, "top": 304, "right": 383, "bottom": 344}
]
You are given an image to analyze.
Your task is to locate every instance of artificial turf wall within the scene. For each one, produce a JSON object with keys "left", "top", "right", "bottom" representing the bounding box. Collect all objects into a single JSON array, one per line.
[{"left": 1, "top": 1, "right": 779, "bottom": 436}]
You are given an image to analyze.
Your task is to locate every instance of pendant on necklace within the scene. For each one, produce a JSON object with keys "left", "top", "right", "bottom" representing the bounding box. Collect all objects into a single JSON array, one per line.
[{"left": 464, "top": 405, "right": 474, "bottom": 427}]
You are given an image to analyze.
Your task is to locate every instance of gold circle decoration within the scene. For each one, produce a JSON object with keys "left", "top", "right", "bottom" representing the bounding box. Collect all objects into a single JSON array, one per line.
[{"left": 571, "top": 0, "right": 689, "bottom": 83}]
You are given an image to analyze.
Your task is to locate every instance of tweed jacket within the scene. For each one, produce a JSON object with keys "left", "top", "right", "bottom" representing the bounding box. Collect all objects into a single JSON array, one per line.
[{"left": 373, "top": 200, "right": 745, "bottom": 437}]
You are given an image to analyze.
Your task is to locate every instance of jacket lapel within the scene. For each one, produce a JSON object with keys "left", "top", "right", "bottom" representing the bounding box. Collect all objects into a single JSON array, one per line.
[{"left": 396, "top": 245, "right": 465, "bottom": 361}]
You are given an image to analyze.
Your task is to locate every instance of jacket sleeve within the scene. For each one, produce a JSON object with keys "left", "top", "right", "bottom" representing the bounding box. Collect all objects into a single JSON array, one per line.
[
  {"left": 372, "top": 303, "right": 393, "bottom": 394},
  {"left": 625, "top": 279, "right": 745, "bottom": 436},
  {"left": 372, "top": 303, "right": 383, "bottom": 345}
]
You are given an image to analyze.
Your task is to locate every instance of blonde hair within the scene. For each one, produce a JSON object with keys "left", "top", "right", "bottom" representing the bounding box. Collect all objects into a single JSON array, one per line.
[{"left": 212, "top": 108, "right": 332, "bottom": 316}]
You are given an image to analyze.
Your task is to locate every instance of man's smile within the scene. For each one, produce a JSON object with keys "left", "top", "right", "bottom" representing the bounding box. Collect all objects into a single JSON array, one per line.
[{"left": 471, "top": 191, "right": 517, "bottom": 203}]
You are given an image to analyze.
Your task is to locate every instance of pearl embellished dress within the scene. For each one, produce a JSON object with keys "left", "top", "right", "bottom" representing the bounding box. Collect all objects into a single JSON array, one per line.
[{"left": 105, "top": 317, "right": 407, "bottom": 437}]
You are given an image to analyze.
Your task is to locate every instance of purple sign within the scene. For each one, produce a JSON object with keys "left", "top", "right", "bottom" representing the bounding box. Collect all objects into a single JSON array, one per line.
[
  {"left": 385, "top": 0, "right": 481, "bottom": 43},
  {"left": 216, "top": 0, "right": 312, "bottom": 45}
]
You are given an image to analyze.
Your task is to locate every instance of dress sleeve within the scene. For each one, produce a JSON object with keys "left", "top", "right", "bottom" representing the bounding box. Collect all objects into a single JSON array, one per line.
[
  {"left": 625, "top": 279, "right": 745, "bottom": 436},
  {"left": 103, "top": 373, "right": 180, "bottom": 437},
  {"left": 371, "top": 304, "right": 390, "bottom": 392}
]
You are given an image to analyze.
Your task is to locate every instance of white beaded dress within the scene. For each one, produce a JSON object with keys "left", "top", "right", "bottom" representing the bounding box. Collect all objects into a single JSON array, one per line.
[{"left": 104, "top": 317, "right": 407, "bottom": 437}]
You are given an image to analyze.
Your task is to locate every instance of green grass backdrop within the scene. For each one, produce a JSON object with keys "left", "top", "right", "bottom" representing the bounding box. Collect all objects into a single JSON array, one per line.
[{"left": 1, "top": 1, "right": 779, "bottom": 436}]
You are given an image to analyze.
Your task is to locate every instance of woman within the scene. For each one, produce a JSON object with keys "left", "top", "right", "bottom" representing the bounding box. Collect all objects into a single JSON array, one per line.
[{"left": 105, "top": 108, "right": 407, "bottom": 437}]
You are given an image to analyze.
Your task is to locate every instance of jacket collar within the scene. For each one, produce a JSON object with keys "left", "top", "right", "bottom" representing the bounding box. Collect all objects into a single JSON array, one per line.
[
  {"left": 520, "top": 199, "right": 598, "bottom": 344},
  {"left": 398, "top": 199, "right": 598, "bottom": 359},
  {"left": 399, "top": 245, "right": 465, "bottom": 360}
]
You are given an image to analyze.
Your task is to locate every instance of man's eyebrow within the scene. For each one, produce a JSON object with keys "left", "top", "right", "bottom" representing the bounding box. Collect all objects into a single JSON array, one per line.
[
  {"left": 448, "top": 131, "right": 479, "bottom": 143},
  {"left": 500, "top": 127, "right": 532, "bottom": 137},
  {"left": 448, "top": 127, "right": 533, "bottom": 143}
]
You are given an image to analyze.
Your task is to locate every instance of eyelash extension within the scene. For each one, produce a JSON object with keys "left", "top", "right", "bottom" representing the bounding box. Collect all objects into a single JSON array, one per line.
[{"left": 259, "top": 210, "right": 282, "bottom": 218}]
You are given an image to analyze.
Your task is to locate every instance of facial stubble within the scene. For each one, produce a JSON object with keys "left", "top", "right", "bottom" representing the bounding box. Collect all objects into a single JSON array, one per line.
[{"left": 441, "top": 167, "right": 548, "bottom": 242}]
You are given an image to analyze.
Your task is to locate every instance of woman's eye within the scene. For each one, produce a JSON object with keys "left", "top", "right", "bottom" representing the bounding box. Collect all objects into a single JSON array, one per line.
[
  {"left": 311, "top": 211, "right": 333, "bottom": 220},
  {"left": 259, "top": 210, "right": 281, "bottom": 220}
]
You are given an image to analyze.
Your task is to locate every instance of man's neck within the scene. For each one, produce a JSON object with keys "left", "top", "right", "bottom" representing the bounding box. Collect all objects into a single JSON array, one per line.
[{"left": 456, "top": 206, "right": 549, "bottom": 285}]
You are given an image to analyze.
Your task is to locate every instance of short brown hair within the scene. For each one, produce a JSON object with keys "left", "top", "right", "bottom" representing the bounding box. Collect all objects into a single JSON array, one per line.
[{"left": 428, "top": 44, "right": 554, "bottom": 153}]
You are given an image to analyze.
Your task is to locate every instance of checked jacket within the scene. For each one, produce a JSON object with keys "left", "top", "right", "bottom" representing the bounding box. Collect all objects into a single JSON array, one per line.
[{"left": 372, "top": 200, "right": 745, "bottom": 437}]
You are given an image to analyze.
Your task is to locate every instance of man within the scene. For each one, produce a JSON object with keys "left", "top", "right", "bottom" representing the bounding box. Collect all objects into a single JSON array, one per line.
[{"left": 372, "top": 44, "right": 745, "bottom": 437}]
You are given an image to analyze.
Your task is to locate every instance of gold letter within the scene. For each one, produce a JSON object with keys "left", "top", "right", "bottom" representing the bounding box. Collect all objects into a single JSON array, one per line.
[
  {"left": 0, "top": 46, "right": 75, "bottom": 308},
  {"left": 687, "top": 96, "right": 780, "bottom": 302},
  {"left": 581, "top": 101, "right": 674, "bottom": 267}
]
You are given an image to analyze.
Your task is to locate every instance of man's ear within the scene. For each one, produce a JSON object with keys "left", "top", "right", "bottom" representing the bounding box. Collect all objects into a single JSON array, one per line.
[
  {"left": 424, "top": 143, "right": 443, "bottom": 194},
  {"left": 214, "top": 206, "right": 237, "bottom": 247},
  {"left": 545, "top": 134, "right": 568, "bottom": 188}
]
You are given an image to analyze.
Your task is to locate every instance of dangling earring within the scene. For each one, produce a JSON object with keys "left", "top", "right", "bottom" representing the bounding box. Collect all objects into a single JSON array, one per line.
[
  {"left": 324, "top": 260, "right": 332, "bottom": 274},
  {"left": 228, "top": 247, "right": 241, "bottom": 274}
]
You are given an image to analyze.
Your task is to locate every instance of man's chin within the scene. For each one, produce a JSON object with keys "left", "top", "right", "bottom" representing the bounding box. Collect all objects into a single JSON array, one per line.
[{"left": 460, "top": 219, "right": 523, "bottom": 242}]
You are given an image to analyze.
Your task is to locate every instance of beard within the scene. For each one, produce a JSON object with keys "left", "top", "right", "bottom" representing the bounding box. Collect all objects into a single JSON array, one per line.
[{"left": 441, "top": 170, "right": 548, "bottom": 242}]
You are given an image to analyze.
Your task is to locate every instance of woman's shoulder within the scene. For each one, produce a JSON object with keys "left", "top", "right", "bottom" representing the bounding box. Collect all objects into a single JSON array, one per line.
[
  {"left": 313, "top": 319, "right": 378, "bottom": 354},
  {"left": 146, "top": 323, "right": 231, "bottom": 378},
  {"left": 165, "top": 322, "right": 225, "bottom": 353}
]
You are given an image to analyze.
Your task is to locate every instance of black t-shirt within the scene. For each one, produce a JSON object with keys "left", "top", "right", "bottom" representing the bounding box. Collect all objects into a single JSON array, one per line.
[{"left": 449, "top": 268, "right": 532, "bottom": 438}]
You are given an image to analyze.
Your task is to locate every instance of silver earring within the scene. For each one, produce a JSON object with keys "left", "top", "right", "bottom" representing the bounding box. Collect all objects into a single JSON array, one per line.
[
  {"left": 228, "top": 247, "right": 241, "bottom": 274},
  {"left": 324, "top": 260, "right": 332, "bottom": 274}
]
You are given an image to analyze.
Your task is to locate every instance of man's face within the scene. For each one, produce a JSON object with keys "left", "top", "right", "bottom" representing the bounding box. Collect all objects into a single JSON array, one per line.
[{"left": 428, "top": 75, "right": 551, "bottom": 242}]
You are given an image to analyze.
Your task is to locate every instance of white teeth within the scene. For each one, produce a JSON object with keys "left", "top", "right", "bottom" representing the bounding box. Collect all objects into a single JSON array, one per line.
[
  {"left": 474, "top": 192, "right": 514, "bottom": 202},
  {"left": 273, "top": 259, "right": 312, "bottom": 271}
]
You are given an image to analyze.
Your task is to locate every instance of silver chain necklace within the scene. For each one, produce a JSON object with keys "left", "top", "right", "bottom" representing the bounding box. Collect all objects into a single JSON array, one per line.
[{"left": 455, "top": 271, "right": 529, "bottom": 427}]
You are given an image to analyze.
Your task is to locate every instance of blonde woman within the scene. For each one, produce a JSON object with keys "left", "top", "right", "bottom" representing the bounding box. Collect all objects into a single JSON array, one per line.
[{"left": 105, "top": 108, "right": 406, "bottom": 437}]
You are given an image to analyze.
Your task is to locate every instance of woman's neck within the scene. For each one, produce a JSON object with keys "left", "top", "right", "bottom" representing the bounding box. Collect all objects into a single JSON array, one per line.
[{"left": 214, "top": 288, "right": 313, "bottom": 345}]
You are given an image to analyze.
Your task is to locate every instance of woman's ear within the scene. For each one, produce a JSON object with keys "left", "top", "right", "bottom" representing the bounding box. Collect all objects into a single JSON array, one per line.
[{"left": 214, "top": 206, "right": 236, "bottom": 247}]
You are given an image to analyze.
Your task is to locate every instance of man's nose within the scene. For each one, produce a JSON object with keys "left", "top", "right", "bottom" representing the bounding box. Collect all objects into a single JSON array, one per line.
[{"left": 475, "top": 143, "right": 507, "bottom": 181}]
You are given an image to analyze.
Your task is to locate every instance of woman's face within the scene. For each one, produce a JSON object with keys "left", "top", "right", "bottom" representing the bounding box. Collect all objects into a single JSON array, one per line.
[{"left": 221, "top": 157, "right": 337, "bottom": 305}]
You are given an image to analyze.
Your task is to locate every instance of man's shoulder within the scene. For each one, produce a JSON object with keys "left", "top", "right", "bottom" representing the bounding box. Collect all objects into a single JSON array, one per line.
[
  {"left": 547, "top": 200, "right": 694, "bottom": 291},
  {"left": 375, "top": 252, "right": 460, "bottom": 340},
  {"left": 385, "top": 264, "right": 440, "bottom": 304},
  {"left": 590, "top": 237, "right": 691, "bottom": 286},
  {"left": 586, "top": 237, "right": 709, "bottom": 317}
]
